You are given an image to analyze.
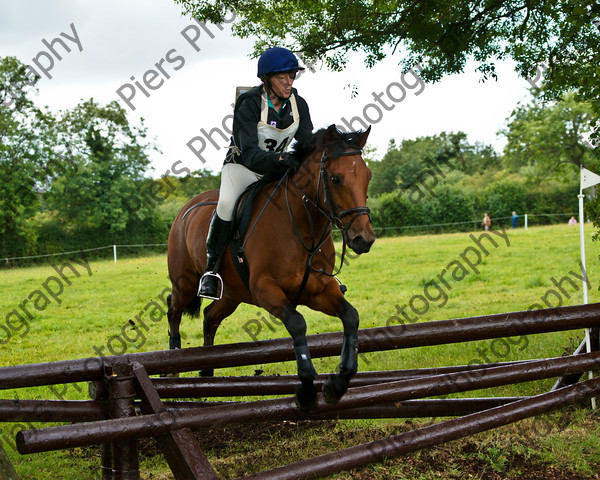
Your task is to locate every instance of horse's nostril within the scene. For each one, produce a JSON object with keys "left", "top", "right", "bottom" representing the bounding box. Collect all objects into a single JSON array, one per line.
[{"left": 351, "top": 236, "right": 372, "bottom": 254}]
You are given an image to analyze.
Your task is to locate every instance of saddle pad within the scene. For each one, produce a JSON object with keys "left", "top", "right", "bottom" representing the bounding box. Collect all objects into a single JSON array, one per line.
[
  {"left": 234, "top": 178, "right": 269, "bottom": 242},
  {"left": 229, "top": 178, "right": 273, "bottom": 294}
]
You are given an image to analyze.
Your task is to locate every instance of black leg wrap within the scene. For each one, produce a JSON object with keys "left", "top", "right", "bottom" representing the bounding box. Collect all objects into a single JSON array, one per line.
[
  {"left": 292, "top": 342, "right": 318, "bottom": 412},
  {"left": 294, "top": 342, "right": 317, "bottom": 381},
  {"left": 169, "top": 333, "right": 181, "bottom": 350},
  {"left": 340, "top": 330, "right": 359, "bottom": 374},
  {"left": 199, "top": 368, "right": 214, "bottom": 377},
  {"left": 323, "top": 329, "right": 358, "bottom": 404},
  {"left": 162, "top": 333, "right": 182, "bottom": 378}
]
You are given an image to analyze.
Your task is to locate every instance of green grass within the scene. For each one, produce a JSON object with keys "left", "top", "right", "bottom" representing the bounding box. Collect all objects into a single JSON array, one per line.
[{"left": 1, "top": 224, "right": 600, "bottom": 479}]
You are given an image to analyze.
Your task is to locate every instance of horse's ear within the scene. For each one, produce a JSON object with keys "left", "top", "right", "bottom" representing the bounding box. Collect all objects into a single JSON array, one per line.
[
  {"left": 324, "top": 124, "right": 341, "bottom": 143},
  {"left": 358, "top": 125, "right": 371, "bottom": 149}
]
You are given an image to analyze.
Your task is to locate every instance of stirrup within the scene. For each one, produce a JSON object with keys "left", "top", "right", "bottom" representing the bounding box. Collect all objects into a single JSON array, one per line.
[{"left": 197, "top": 271, "right": 224, "bottom": 301}]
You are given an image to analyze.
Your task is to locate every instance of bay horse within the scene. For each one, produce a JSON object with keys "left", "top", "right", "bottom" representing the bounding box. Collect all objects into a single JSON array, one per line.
[{"left": 166, "top": 124, "right": 376, "bottom": 412}]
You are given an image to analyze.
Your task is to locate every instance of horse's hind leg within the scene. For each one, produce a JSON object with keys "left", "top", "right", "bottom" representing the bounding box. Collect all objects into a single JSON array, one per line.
[
  {"left": 163, "top": 293, "right": 187, "bottom": 378},
  {"left": 167, "top": 270, "right": 201, "bottom": 350},
  {"left": 199, "top": 297, "right": 240, "bottom": 377},
  {"left": 167, "top": 293, "right": 183, "bottom": 350}
]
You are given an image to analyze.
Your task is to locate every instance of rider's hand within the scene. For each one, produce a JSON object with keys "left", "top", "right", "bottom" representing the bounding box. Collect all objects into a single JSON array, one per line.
[{"left": 279, "top": 152, "right": 299, "bottom": 173}]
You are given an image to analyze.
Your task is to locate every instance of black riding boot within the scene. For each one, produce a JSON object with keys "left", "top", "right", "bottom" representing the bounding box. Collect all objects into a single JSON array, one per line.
[{"left": 198, "top": 213, "right": 232, "bottom": 300}]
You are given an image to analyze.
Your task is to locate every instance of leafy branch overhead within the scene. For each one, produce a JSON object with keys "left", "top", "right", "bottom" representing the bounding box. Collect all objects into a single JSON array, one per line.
[{"left": 175, "top": 1, "right": 600, "bottom": 122}]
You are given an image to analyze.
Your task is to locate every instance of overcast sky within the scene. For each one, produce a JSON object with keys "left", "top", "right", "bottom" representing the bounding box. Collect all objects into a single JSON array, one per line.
[{"left": 0, "top": 0, "right": 535, "bottom": 177}]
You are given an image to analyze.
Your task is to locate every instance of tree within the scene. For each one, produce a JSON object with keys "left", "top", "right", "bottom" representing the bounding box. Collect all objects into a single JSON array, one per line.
[
  {"left": 367, "top": 140, "right": 402, "bottom": 196},
  {"left": 501, "top": 92, "right": 595, "bottom": 184},
  {"left": 167, "top": 168, "right": 221, "bottom": 200},
  {"left": 0, "top": 56, "right": 57, "bottom": 257},
  {"left": 45, "top": 99, "right": 157, "bottom": 241},
  {"left": 367, "top": 131, "right": 493, "bottom": 197},
  {"left": 1, "top": 57, "right": 163, "bottom": 258},
  {"left": 482, "top": 179, "right": 527, "bottom": 219},
  {"left": 176, "top": 1, "right": 600, "bottom": 136}
]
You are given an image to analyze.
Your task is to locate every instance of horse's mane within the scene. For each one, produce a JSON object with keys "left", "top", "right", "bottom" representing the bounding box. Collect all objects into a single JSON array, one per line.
[
  {"left": 260, "top": 127, "right": 365, "bottom": 183},
  {"left": 290, "top": 127, "right": 365, "bottom": 168}
]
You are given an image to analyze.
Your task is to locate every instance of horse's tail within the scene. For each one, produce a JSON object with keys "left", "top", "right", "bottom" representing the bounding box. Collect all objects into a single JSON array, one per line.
[{"left": 183, "top": 296, "right": 202, "bottom": 318}]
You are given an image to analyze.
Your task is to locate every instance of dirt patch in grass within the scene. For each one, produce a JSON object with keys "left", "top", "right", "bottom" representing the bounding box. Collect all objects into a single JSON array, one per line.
[
  {"left": 355, "top": 443, "right": 598, "bottom": 480},
  {"left": 197, "top": 419, "right": 338, "bottom": 453},
  {"left": 183, "top": 415, "right": 599, "bottom": 480},
  {"left": 78, "top": 412, "right": 599, "bottom": 479}
]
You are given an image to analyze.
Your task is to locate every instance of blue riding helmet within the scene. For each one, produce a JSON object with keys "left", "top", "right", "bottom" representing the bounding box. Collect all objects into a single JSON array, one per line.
[{"left": 257, "top": 47, "right": 305, "bottom": 77}]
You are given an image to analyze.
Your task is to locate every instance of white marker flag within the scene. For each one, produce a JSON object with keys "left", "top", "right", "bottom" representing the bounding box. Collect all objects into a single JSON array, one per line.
[{"left": 581, "top": 167, "right": 600, "bottom": 190}]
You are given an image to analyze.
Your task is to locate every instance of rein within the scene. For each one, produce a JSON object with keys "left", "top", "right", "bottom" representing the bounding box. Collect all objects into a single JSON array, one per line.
[
  {"left": 286, "top": 147, "right": 371, "bottom": 305},
  {"left": 241, "top": 170, "right": 290, "bottom": 251}
]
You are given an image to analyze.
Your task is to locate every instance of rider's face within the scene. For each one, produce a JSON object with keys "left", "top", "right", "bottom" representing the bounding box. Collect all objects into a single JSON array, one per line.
[{"left": 270, "top": 72, "right": 296, "bottom": 99}]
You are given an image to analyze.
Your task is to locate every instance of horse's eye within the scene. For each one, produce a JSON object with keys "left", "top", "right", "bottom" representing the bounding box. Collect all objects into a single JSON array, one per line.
[{"left": 330, "top": 175, "right": 342, "bottom": 185}]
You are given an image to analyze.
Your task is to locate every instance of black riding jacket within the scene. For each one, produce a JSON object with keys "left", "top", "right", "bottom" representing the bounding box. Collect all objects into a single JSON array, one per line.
[{"left": 224, "top": 85, "right": 313, "bottom": 175}]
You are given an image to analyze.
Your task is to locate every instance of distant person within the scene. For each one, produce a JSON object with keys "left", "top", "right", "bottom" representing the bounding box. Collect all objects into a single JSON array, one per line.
[
  {"left": 511, "top": 211, "right": 518, "bottom": 229},
  {"left": 568, "top": 216, "right": 578, "bottom": 226},
  {"left": 482, "top": 213, "right": 491, "bottom": 231}
]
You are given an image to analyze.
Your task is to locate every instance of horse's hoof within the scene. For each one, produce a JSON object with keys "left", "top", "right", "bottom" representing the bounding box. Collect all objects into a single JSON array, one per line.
[
  {"left": 322, "top": 374, "right": 348, "bottom": 405},
  {"left": 294, "top": 383, "right": 318, "bottom": 412},
  {"left": 199, "top": 369, "right": 214, "bottom": 377}
]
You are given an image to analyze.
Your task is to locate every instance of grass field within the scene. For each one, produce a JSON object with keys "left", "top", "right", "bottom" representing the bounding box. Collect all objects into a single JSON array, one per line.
[{"left": 1, "top": 223, "right": 600, "bottom": 479}]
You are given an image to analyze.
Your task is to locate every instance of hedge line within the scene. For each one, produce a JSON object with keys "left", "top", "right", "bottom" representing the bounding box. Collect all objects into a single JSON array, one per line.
[
  {"left": 368, "top": 180, "right": 580, "bottom": 236},
  {"left": 5, "top": 179, "right": 581, "bottom": 267}
]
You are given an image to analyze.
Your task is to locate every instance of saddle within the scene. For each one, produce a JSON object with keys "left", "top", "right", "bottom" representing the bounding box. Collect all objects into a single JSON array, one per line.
[{"left": 227, "top": 178, "right": 272, "bottom": 294}]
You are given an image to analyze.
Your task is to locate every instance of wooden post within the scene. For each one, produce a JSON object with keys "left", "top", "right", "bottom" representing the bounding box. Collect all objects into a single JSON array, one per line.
[
  {"left": 106, "top": 363, "right": 139, "bottom": 480},
  {"left": 94, "top": 377, "right": 113, "bottom": 480},
  {"left": 132, "top": 362, "right": 218, "bottom": 480}
]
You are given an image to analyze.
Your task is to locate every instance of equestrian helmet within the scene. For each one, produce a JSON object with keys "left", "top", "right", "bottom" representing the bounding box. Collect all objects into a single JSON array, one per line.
[{"left": 257, "top": 47, "right": 305, "bottom": 77}]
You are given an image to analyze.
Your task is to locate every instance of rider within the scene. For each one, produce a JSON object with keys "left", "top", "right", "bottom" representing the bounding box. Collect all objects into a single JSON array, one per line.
[{"left": 198, "top": 47, "right": 314, "bottom": 300}]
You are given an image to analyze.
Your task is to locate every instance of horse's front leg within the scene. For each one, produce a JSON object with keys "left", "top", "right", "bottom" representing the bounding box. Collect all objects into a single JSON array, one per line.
[
  {"left": 280, "top": 305, "right": 319, "bottom": 412},
  {"left": 323, "top": 299, "right": 359, "bottom": 405},
  {"left": 257, "top": 284, "right": 318, "bottom": 412},
  {"left": 255, "top": 274, "right": 321, "bottom": 411}
]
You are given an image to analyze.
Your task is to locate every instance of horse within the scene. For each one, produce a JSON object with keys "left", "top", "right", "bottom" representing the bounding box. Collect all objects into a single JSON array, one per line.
[{"left": 166, "top": 124, "right": 376, "bottom": 412}]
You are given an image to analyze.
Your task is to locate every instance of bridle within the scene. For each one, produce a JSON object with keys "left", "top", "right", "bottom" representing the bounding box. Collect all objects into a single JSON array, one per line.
[
  {"left": 285, "top": 145, "right": 371, "bottom": 303},
  {"left": 316, "top": 148, "right": 372, "bottom": 233}
]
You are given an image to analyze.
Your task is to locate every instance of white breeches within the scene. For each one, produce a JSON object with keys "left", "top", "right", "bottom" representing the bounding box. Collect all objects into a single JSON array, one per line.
[{"left": 216, "top": 163, "right": 262, "bottom": 221}]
